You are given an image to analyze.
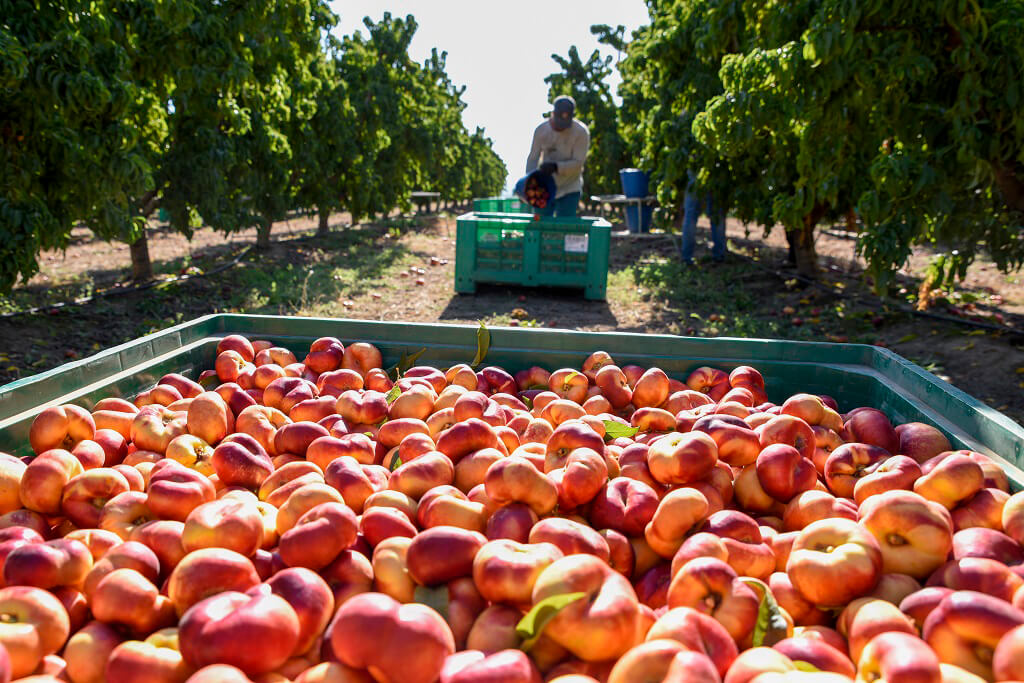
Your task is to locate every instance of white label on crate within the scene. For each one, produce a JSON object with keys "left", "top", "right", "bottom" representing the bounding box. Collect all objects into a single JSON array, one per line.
[{"left": 564, "top": 234, "right": 589, "bottom": 253}]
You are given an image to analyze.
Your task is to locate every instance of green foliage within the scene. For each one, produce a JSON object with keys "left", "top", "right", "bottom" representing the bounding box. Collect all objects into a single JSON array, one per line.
[
  {"left": 228, "top": 2, "right": 338, "bottom": 235},
  {"left": 335, "top": 14, "right": 429, "bottom": 221},
  {"left": 417, "top": 48, "right": 506, "bottom": 204},
  {"left": 849, "top": 0, "right": 1024, "bottom": 290},
  {"left": 617, "top": 2, "right": 746, "bottom": 216},
  {"left": 141, "top": 1, "right": 340, "bottom": 245},
  {"left": 0, "top": 1, "right": 151, "bottom": 291},
  {"left": 465, "top": 128, "right": 508, "bottom": 201},
  {"left": 545, "top": 28, "right": 630, "bottom": 195},
  {"left": 0, "top": 5, "right": 504, "bottom": 291},
  {"left": 292, "top": 47, "right": 364, "bottom": 224},
  {"left": 618, "top": 0, "right": 1024, "bottom": 287},
  {"left": 315, "top": 14, "right": 505, "bottom": 223},
  {"left": 516, "top": 592, "right": 587, "bottom": 652}
]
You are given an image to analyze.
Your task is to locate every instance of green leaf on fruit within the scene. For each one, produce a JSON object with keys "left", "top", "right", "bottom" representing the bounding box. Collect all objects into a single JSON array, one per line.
[
  {"left": 388, "top": 453, "right": 402, "bottom": 472},
  {"left": 793, "top": 661, "right": 822, "bottom": 673},
  {"left": 527, "top": 384, "right": 548, "bottom": 391},
  {"left": 520, "top": 395, "right": 533, "bottom": 410},
  {"left": 516, "top": 592, "right": 586, "bottom": 652},
  {"left": 602, "top": 421, "right": 639, "bottom": 440},
  {"left": 740, "top": 578, "right": 789, "bottom": 647},
  {"left": 413, "top": 584, "right": 450, "bottom": 623},
  {"left": 472, "top": 322, "right": 490, "bottom": 367},
  {"left": 384, "top": 385, "right": 401, "bottom": 405},
  {"left": 406, "top": 348, "right": 427, "bottom": 369},
  {"left": 398, "top": 348, "right": 427, "bottom": 376},
  {"left": 386, "top": 348, "right": 427, "bottom": 381}
]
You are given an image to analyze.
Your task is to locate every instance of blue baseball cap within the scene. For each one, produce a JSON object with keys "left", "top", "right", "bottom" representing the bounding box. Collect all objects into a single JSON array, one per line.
[{"left": 551, "top": 96, "right": 575, "bottom": 131}]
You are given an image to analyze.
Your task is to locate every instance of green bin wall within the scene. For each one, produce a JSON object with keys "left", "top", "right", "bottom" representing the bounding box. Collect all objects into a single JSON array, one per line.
[
  {"left": 1, "top": 315, "right": 1021, "bottom": 489},
  {"left": 471, "top": 197, "right": 531, "bottom": 214},
  {"left": 455, "top": 212, "right": 611, "bottom": 300}
]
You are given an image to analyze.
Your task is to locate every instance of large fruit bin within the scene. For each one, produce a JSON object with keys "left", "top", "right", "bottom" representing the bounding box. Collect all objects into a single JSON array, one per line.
[
  {"left": 3, "top": 315, "right": 1019, "bottom": 475},
  {"left": 454, "top": 212, "right": 612, "bottom": 300},
  {"left": 0, "top": 314, "right": 1023, "bottom": 682},
  {"left": 471, "top": 196, "right": 532, "bottom": 214}
]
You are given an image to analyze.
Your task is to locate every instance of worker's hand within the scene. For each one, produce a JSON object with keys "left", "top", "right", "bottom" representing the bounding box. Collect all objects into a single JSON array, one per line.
[{"left": 539, "top": 161, "right": 558, "bottom": 175}]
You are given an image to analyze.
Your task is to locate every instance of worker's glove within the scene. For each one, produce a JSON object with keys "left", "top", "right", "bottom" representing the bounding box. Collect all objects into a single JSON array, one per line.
[{"left": 539, "top": 161, "right": 558, "bottom": 175}]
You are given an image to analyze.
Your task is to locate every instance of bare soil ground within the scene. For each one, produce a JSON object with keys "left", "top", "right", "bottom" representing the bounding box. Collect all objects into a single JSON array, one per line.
[{"left": 1, "top": 209, "right": 1022, "bottom": 425}]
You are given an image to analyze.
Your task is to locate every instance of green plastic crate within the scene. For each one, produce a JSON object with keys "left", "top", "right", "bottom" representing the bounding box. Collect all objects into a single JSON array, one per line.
[
  {"left": 471, "top": 197, "right": 532, "bottom": 214},
  {"left": 0, "top": 314, "right": 1021, "bottom": 490},
  {"left": 455, "top": 212, "right": 612, "bottom": 300}
]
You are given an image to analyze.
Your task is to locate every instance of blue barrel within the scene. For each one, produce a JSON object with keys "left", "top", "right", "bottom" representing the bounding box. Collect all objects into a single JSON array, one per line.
[
  {"left": 619, "top": 169, "right": 650, "bottom": 198},
  {"left": 625, "top": 204, "right": 653, "bottom": 233}
]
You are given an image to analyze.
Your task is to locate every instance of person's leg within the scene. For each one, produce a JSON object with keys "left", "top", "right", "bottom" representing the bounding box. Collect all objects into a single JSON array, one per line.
[
  {"left": 681, "top": 190, "right": 699, "bottom": 263},
  {"left": 554, "top": 192, "right": 580, "bottom": 218},
  {"left": 707, "top": 193, "right": 727, "bottom": 261}
]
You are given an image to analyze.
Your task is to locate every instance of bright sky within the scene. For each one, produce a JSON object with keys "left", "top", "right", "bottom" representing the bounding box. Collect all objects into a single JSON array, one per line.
[{"left": 330, "top": 0, "right": 650, "bottom": 193}]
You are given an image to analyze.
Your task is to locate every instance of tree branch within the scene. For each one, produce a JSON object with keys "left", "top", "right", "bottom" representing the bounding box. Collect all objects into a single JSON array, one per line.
[{"left": 138, "top": 190, "right": 162, "bottom": 218}]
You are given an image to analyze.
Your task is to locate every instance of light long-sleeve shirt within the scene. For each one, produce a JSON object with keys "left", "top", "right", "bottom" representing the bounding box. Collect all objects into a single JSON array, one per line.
[{"left": 525, "top": 119, "right": 590, "bottom": 199}]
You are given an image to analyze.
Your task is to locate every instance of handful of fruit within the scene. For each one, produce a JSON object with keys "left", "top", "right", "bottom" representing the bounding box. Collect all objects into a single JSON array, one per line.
[{"left": 523, "top": 174, "right": 549, "bottom": 209}]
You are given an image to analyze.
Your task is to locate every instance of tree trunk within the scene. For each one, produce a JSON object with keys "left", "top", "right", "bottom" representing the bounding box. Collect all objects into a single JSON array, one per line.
[
  {"left": 130, "top": 232, "right": 153, "bottom": 282},
  {"left": 994, "top": 162, "right": 1024, "bottom": 213},
  {"left": 139, "top": 190, "right": 161, "bottom": 218},
  {"left": 845, "top": 207, "right": 858, "bottom": 233},
  {"left": 256, "top": 217, "right": 272, "bottom": 250},
  {"left": 317, "top": 207, "right": 330, "bottom": 237},
  {"left": 784, "top": 229, "right": 798, "bottom": 266},
  {"left": 794, "top": 206, "right": 826, "bottom": 279}
]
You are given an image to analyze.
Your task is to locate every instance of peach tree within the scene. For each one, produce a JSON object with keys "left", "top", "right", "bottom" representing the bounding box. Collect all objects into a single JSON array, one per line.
[
  {"left": 464, "top": 128, "right": 508, "bottom": 203},
  {"left": 302, "top": 14, "right": 506, "bottom": 225},
  {"left": 620, "top": 0, "right": 1024, "bottom": 286},
  {"left": 1, "top": 5, "right": 505, "bottom": 290},
  {"left": 0, "top": 0, "right": 151, "bottom": 290},
  {"left": 324, "top": 13, "right": 439, "bottom": 223},
  {"left": 123, "top": 0, "right": 337, "bottom": 267},
  {"left": 692, "top": 0, "right": 1024, "bottom": 284},
  {"left": 0, "top": 0, "right": 337, "bottom": 283},
  {"left": 611, "top": 2, "right": 755, "bottom": 223}
]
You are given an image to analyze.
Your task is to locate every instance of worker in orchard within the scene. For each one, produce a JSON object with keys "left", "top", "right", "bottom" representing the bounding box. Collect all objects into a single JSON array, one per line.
[{"left": 525, "top": 95, "right": 590, "bottom": 217}]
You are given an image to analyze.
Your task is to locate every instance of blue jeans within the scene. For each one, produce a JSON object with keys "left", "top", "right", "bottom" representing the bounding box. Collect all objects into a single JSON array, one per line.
[
  {"left": 535, "top": 192, "right": 580, "bottom": 218},
  {"left": 681, "top": 191, "right": 726, "bottom": 263}
]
